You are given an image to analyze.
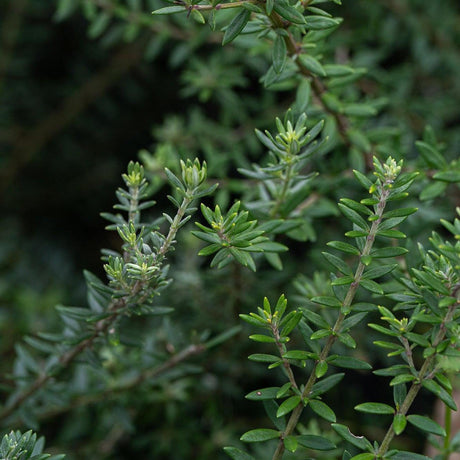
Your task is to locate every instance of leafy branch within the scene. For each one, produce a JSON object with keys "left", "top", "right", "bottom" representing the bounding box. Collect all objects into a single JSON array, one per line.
[{"left": 0, "top": 159, "right": 216, "bottom": 424}]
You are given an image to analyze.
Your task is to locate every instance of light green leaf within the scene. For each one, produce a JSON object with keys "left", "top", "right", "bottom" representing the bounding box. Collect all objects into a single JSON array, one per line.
[
  {"left": 248, "top": 354, "right": 281, "bottom": 363},
  {"left": 332, "top": 424, "right": 371, "bottom": 450},
  {"left": 327, "top": 241, "right": 360, "bottom": 255},
  {"left": 249, "top": 334, "right": 276, "bottom": 343},
  {"left": 297, "top": 434, "right": 336, "bottom": 451},
  {"left": 223, "top": 446, "right": 256, "bottom": 460},
  {"left": 329, "top": 356, "right": 371, "bottom": 370},
  {"left": 283, "top": 436, "right": 298, "bottom": 452},
  {"left": 349, "top": 454, "right": 375, "bottom": 460}
]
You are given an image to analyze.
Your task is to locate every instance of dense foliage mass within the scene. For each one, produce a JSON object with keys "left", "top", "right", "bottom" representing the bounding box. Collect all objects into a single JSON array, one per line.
[{"left": 1, "top": 0, "right": 460, "bottom": 458}]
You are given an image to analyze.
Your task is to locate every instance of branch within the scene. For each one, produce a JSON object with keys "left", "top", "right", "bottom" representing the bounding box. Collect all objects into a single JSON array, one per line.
[
  {"left": 271, "top": 184, "right": 392, "bottom": 460},
  {"left": 6, "top": 343, "right": 206, "bottom": 426}
]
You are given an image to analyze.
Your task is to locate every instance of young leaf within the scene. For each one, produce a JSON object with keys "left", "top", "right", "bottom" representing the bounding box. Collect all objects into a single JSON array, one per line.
[
  {"left": 309, "top": 399, "right": 336, "bottom": 422},
  {"left": 283, "top": 436, "right": 298, "bottom": 452},
  {"left": 393, "top": 413, "right": 407, "bottom": 435}
]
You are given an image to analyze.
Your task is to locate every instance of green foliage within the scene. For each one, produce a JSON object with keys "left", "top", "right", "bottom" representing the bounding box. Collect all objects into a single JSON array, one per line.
[
  {"left": 1, "top": 0, "right": 460, "bottom": 459},
  {"left": 0, "top": 430, "right": 64, "bottom": 460}
]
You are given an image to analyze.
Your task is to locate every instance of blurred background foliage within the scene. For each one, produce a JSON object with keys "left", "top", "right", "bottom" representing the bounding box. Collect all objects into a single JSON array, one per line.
[{"left": 0, "top": 0, "right": 459, "bottom": 458}]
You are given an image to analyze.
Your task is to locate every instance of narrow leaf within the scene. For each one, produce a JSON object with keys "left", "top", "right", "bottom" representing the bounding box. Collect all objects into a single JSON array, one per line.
[
  {"left": 222, "top": 9, "right": 251, "bottom": 45},
  {"left": 240, "top": 429, "right": 280, "bottom": 442},
  {"left": 407, "top": 414, "right": 446, "bottom": 436}
]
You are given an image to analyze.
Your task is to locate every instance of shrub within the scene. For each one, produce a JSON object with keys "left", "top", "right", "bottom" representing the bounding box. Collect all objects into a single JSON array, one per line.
[{"left": 1, "top": 0, "right": 460, "bottom": 459}]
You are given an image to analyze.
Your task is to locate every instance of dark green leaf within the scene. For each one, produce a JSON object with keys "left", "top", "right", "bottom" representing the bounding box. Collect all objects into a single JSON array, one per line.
[
  {"left": 297, "top": 434, "right": 336, "bottom": 451},
  {"left": 407, "top": 414, "right": 446, "bottom": 436},
  {"left": 273, "top": 1, "right": 305, "bottom": 24},
  {"left": 311, "top": 295, "right": 342, "bottom": 308},
  {"left": 248, "top": 353, "right": 280, "bottom": 363},
  {"left": 370, "top": 247, "right": 408, "bottom": 258},
  {"left": 362, "top": 264, "right": 397, "bottom": 280},
  {"left": 272, "top": 34, "right": 287, "bottom": 74},
  {"left": 246, "top": 387, "right": 279, "bottom": 400},
  {"left": 422, "top": 380, "right": 457, "bottom": 410},
  {"left": 420, "top": 181, "right": 447, "bottom": 201},
  {"left": 283, "top": 350, "right": 315, "bottom": 360},
  {"left": 360, "top": 279, "right": 384, "bottom": 295},
  {"left": 329, "top": 356, "right": 371, "bottom": 370},
  {"left": 332, "top": 424, "right": 371, "bottom": 450},
  {"left": 393, "top": 413, "right": 407, "bottom": 435},
  {"left": 222, "top": 9, "right": 251, "bottom": 45},
  {"left": 342, "top": 103, "right": 377, "bottom": 118},
  {"left": 305, "top": 15, "right": 340, "bottom": 29},
  {"left": 302, "top": 309, "right": 329, "bottom": 328},
  {"left": 415, "top": 141, "right": 447, "bottom": 169},
  {"left": 338, "top": 203, "right": 369, "bottom": 230},
  {"left": 353, "top": 170, "right": 373, "bottom": 190},
  {"left": 240, "top": 429, "right": 280, "bottom": 442},
  {"left": 309, "top": 399, "right": 336, "bottom": 422},
  {"left": 311, "top": 373, "right": 345, "bottom": 397},
  {"left": 322, "top": 252, "right": 353, "bottom": 275},
  {"left": 354, "top": 402, "right": 394, "bottom": 414},
  {"left": 382, "top": 207, "right": 418, "bottom": 218},
  {"left": 327, "top": 241, "right": 360, "bottom": 255}
]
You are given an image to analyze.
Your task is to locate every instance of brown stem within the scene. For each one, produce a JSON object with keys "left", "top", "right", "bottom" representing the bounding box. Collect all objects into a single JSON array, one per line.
[
  {"left": 271, "top": 185, "right": 391, "bottom": 459},
  {"left": 268, "top": 12, "right": 360, "bottom": 151},
  {"left": 377, "top": 302, "right": 459, "bottom": 457},
  {"left": 7, "top": 343, "right": 206, "bottom": 426}
]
